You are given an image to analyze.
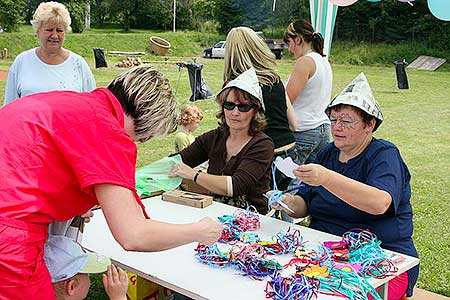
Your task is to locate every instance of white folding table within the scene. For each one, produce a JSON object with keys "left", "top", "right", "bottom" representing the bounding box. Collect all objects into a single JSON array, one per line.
[{"left": 82, "top": 196, "right": 419, "bottom": 300}]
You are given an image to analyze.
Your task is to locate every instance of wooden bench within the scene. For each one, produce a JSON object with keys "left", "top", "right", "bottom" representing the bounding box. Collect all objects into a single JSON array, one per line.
[{"left": 408, "top": 288, "right": 450, "bottom": 300}]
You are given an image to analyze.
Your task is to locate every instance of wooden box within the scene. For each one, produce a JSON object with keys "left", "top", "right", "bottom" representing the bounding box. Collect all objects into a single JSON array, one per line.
[
  {"left": 180, "top": 178, "right": 210, "bottom": 195},
  {"left": 162, "top": 190, "right": 213, "bottom": 208}
]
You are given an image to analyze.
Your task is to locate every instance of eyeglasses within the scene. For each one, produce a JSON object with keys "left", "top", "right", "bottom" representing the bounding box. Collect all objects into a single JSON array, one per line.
[
  {"left": 223, "top": 101, "right": 255, "bottom": 113},
  {"left": 329, "top": 115, "right": 359, "bottom": 129}
]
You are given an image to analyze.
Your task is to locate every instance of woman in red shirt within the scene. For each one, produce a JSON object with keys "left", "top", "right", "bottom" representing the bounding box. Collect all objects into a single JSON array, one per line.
[{"left": 0, "top": 65, "right": 222, "bottom": 300}]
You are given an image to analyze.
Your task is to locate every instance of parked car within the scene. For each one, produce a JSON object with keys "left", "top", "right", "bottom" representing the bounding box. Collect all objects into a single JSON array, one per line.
[
  {"left": 202, "top": 41, "right": 226, "bottom": 58},
  {"left": 202, "top": 36, "right": 286, "bottom": 60},
  {"left": 256, "top": 31, "right": 286, "bottom": 60}
]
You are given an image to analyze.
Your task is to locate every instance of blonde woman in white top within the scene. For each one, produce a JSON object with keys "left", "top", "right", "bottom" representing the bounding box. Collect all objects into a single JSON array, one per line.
[
  {"left": 4, "top": 1, "right": 95, "bottom": 105},
  {"left": 284, "top": 19, "right": 332, "bottom": 164}
]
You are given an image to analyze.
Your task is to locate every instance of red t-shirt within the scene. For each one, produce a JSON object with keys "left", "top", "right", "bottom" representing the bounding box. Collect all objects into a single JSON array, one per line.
[{"left": 0, "top": 88, "right": 147, "bottom": 225}]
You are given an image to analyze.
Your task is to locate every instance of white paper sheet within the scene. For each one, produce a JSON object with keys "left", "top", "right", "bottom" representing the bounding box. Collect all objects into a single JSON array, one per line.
[{"left": 274, "top": 156, "right": 299, "bottom": 179}]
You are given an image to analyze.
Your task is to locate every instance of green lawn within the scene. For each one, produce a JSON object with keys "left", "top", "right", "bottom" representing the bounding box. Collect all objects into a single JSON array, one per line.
[{"left": 0, "top": 35, "right": 449, "bottom": 298}]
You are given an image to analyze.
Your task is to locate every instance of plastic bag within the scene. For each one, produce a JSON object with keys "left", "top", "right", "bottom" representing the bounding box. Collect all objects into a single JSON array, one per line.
[
  {"left": 135, "top": 155, "right": 182, "bottom": 196},
  {"left": 93, "top": 48, "right": 107, "bottom": 68}
]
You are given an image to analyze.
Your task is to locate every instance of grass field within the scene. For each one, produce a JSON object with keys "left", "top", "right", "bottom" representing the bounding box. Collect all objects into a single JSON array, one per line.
[{"left": 0, "top": 28, "right": 449, "bottom": 298}]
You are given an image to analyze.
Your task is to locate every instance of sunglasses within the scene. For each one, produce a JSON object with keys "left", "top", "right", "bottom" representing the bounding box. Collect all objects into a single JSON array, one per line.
[{"left": 223, "top": 101, "right": 255, "bottom": 112}]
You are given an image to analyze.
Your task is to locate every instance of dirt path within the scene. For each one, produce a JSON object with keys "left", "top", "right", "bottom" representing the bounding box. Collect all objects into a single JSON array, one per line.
[{"left": 0, "top": 70, "right": 8, "bottom": 80}]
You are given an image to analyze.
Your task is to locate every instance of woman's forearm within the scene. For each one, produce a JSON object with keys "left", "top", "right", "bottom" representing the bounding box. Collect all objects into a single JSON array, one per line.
[
  {"left": 195, "top": 172, "right": 229, "bottom": 196},
  {"left": 95, "top": 184, "right": 222, "bottom": 251},
  {"left": 322, "top": 169, "right": 392, "bottom": 215},
  {"left": 169, "top": 163, "right": 229, "bottom": 195}
]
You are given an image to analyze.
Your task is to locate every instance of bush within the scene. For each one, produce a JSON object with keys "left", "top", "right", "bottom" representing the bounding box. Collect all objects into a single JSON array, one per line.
[
  {"left": 193, "top": 20, "right": 219, "bottom": 33},
  {"left": 0, "top": 0, "right": 25, "bottom": 32},
  {"left": 330, "top": 41, "right": 450, "bottom": 71}
]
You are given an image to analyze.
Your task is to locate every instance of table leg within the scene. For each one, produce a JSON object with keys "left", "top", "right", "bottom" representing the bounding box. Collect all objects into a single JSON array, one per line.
[{"left": 378, "top": 282, "right": 389, "bottom": 300}]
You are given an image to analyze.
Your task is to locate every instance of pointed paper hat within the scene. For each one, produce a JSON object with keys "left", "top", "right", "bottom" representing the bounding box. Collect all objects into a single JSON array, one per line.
[
  {"left": 44, "top": 235, "right": 110, "bottom": 283},
  {"left": 217, "top": 68, "right": 265, "bottom": 111},
  {"left": 326, "top": 72, "right": 383, "bottom": 131}
]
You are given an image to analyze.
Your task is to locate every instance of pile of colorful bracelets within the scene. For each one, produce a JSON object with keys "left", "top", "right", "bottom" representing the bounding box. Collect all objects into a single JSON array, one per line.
[
  {"left": 218, "top": 207, "right": 260, "bottom": 243},
  {"left": 195, "top": 207, "right": 398, "bottom": 300}
]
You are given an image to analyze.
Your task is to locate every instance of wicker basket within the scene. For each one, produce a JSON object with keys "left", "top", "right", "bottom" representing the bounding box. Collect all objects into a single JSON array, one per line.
[{"left": 149, "top": 36, "right": 171, "bottom": 56}]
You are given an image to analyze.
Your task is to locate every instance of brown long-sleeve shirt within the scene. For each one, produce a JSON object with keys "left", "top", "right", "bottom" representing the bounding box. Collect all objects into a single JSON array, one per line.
[{"left": 180, "top": 127, "right": 274, "bottom": 214}]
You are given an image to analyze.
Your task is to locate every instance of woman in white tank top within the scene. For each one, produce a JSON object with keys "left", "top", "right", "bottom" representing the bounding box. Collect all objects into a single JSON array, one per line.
[{"left": 284, "top": 19, "right": 332, "bottom": 165}]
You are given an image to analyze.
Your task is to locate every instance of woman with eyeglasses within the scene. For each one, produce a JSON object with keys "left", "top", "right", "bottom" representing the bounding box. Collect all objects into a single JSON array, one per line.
[
  {"left": 272, "top": 73, "right": 419, "bottom": 300},
  {"left": 170, "top": 69, "right": 274, "bottom": 214},
  {"left": 284, "top": 19, "right": 332, "bottom": 165}
]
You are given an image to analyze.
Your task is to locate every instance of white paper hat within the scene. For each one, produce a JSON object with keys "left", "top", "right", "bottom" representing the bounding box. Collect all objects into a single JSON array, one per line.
[
  {"left": 217, "top": 68, "right": 265, "bottom": 111},
  {"left": 44, "top": 235, "right": 110, "bottom": 283},
  {"left": 326, "top": 72, "right": 383, "bottom": 131}
]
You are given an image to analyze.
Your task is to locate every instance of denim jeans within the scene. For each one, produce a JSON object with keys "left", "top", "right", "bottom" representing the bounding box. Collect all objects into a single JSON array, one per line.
[
  {"left": 273, "top": 123, "right": 330, "bottom": 191},
  {"left": 273, "top": 123, "right": 330, "bottom": 222},
  {"left": 293, "top": 123, "right": 331, "bottom": 165}
]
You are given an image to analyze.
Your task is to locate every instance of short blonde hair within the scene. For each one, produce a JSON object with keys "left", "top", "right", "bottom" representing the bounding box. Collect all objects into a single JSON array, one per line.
[
  {"left": 107, "top": 65, "right": 178, "bottom": 143},
  {"left": 53, "top": 274, "right": 81, "bottom": 300},
  {"left": 178, "top": 105, "right": 203, "bottom": 126},
  {"left": 224, "top": 27, "right": 280, "bottom": 86},
  {"left": 31, "top": 2, "right": 72, "bottom": 32}
]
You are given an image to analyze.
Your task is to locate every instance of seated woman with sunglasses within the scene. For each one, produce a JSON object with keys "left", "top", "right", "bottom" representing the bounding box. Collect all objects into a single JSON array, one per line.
[
  {"left": 224, "top": 27, "right": 298, "bottom": 192},
  {"left": 170, "top": 68, "right": 274, "bottom": 214},
  {"left": 272, "top": 73, "right": 419, "bottom": 299}
]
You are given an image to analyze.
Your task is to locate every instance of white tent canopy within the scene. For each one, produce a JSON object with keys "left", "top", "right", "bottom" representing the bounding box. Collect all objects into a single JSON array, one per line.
[{"left": 309, "top": 0, "right": 338, "bottom": 57}]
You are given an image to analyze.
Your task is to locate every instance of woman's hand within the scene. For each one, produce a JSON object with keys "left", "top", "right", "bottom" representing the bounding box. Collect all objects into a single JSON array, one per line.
[
  {"left": 195, "top": 217, "right": 223, "bottom": 245},
  {"left": 169, "top": 163, "right": 196, "bottom": 180},
  {"left": 266, "top": 190, "right": 307, "bottom": 218},
  {"left": 80, "top": 209, "right": 94, "bottom": 223},
  {"left": 293, "top": 164, "right": 329, "bottom": 186},
  {"left": 102, "top": 264, "right": 129, "bottom": 300},
  {"left": 266, "top": 190, "right": 296, "bottom": 213}
]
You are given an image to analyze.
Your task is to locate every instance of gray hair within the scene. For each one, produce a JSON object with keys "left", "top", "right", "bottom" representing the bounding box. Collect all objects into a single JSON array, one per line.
[
  {"left": 224, "top": 27, "right": 280, "bottom": 86},
  {"left": 107, "top": 65, "right": 178, "bottom": 143},
  {"left": 31, "top": 2, "right": 72, "bottom": 32}
]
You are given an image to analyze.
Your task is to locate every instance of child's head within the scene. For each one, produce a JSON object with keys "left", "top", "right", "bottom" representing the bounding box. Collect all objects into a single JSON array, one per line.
[
  {"left": 44, "top": 235, "right": 111, "bottom": 300},
  {"left": 178, "top": 104, "right": 204, "bottom": 132}
]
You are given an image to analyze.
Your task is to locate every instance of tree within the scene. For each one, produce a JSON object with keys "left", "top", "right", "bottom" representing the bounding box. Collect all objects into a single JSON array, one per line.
[
  {"left": 23, "top": 0, "right": 41, "bottom": 24},
  {"left": 63, "top": 1, "right": 86, "bottom": 33},
  {"left": 272, "top": 0, "right": 310, "bottom": 28},
  {"left": 22, "top": 0, "right": 85, "bottom": 33},
  {"left": 334, "top": 0, "right": 450, "bottom": 49},
  {"left": 192, "top": 0, "right": 217, "bottom": 31},
  {"left": 212, "top": 0, "right": 309, "bottom": 36},
  {"left": 130, "top": 0, "right": 171, "bottom": 30},
  {"left": 0, "top": 0, "right": 25, "bottom": 32},
  {"left": 214, "top": 0, "right": 244, "bottom": 34},
  {"left": 103, "top": 0, "right": 139, "bottom": 31}
]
